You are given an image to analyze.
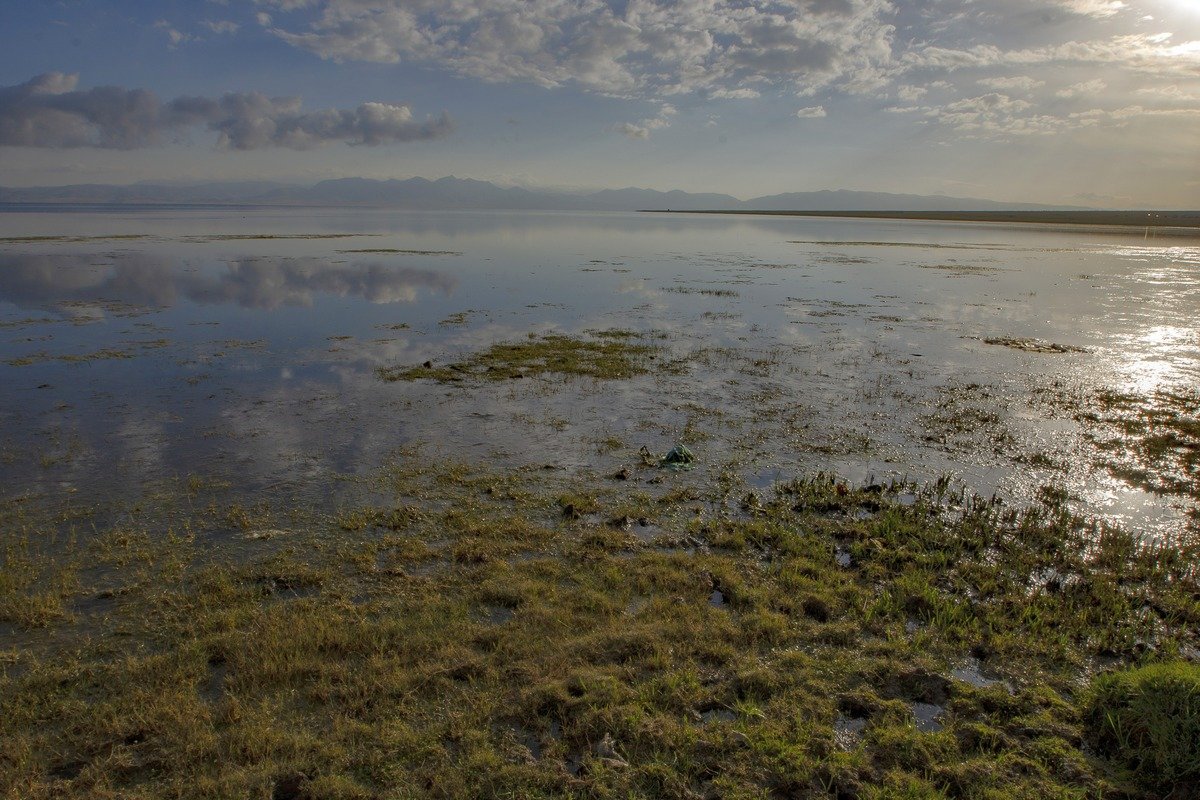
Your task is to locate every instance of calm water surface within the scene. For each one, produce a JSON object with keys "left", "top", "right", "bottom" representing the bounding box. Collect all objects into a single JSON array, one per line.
[{"left": 1, "top": 208, "right": 1196, "bottom": 537}]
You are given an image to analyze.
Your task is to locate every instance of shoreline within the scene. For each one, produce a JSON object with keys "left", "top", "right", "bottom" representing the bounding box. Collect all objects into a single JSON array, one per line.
[{"left": 641, "top": 208, "right": 1200, "bottom": 231}]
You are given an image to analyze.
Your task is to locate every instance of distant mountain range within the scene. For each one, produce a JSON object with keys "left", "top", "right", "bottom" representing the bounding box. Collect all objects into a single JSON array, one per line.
[{"left": 0, "top": 176, "right": 1090, "bottom": 212}]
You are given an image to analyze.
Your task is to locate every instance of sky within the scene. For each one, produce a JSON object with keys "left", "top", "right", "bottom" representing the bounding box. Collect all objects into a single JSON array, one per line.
[{"left": 0, "top": 0, "right": 1198, "bottom": 207}]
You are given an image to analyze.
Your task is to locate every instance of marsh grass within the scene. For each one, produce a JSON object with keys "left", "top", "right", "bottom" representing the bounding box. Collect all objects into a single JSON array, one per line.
[
  {"left": 5, "top": 348, "right": 136, "bottom": 367},
  {"left": 1085, "top": 662, "right": 1200, "bottom": 791},
  {"left": 377, "top": 332, "right": 663, "bottom": 383},
  {"left": 335, "top": 249, "right": 462, "bottom": 256},
  {"left": 1, "top": 457, "right": 1196, "bottom": 799},
  {"left": 1086, "top": 389, "right": 1200, "bottom": 501},
  {"left": 983, "top": 337, "right": 1088, "bottom": 354}
]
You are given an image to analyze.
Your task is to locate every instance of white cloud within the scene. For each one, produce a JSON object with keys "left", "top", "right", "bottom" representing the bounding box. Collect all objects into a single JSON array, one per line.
[
  {"left": 897, "top": 85, "right": 928, "bottom": 101},
  {"left": 260, "top": 0, "right": 900, "bottom": 100},
  {"left": 977, "top": 76, "right": 1045, "bottom": 92},
  {"left": 1057, "top": 0, "right": 1127, "bottom": 18},
  {"left": 202, "top": 20, "right": 240, "bottom": 35},
  {"left": 903, "top": 34, "right": 1200, "bottom": 79},
  {"left": 1136, "top": 85, "right": 1198, "bottom": 102},
  {"left": 917, "top": 92, "right": 1087, "bottom": 138},
  {"left": 617, "top": 103, "right": 676, "bottom": 139},
  {"left": 795, "top": 105, "right": 828, "bottom": 118},
  {"left": 154, "top": 20, "right": 191, "bottom": 47},
  {"left": 1056, "top": 78, "right": 1108, "bottom": 98},
  {"left": 709, "top": 88, "right": 761, "bottom": 100}
]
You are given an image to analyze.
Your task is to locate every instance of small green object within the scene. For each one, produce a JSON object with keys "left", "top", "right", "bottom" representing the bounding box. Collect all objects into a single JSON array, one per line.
[
  {"left": 661, "top": 444, "right": 696, "bottom": 470},
  {"left": 1084, "top": 661, "right": 1200, "bottom": 791}
]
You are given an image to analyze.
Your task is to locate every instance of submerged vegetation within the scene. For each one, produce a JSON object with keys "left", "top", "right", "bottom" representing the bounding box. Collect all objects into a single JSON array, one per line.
[
  {"left": 1, "top": 454, "right": 1197, "bottom": 799},
  {"left": 377, "top": 332, "right": 663, "bottom": 383},
  {"left": 1033, "top": 386, "right": 1200, "bottom": 519},
  {"left": 335, "top": 249, "right": 463, "bottom": 256},
  {"left": 1084, "top": 389, "right": 1200, "bottom": 502},
  {"left": 983, "top": 337, "right": 1088, "bottom": 354}
]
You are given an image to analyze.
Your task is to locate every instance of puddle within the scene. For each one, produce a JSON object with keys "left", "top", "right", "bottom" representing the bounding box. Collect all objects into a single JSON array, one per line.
[
  {"left": 834, "top": 716, "right": 868, "bottom": 749},
  {"left": 950, "top": 658, "right": 1012, "bottom": 693},
  {"left": 479, "top": 605, "right": 514, "bottom": 625},
  {"left": 699, "top": 706, "right": 737, "bottom": 724},
  {"left": 201, "top": 656, "right": 228, "bottom": 703},
  {"left": 911, "top": 702, "right": 944, "bottom": 732}
]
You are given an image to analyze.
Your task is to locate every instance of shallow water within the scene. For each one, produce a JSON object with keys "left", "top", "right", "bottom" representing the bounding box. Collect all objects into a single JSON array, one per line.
[{"left": 1, "top": 208, "right": 1196, "bottom": 537}]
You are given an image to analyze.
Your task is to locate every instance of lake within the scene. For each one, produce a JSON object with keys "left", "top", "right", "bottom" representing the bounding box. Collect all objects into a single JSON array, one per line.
[{"left": 1, "top": 207, "right": 1197, "bottom": 538}]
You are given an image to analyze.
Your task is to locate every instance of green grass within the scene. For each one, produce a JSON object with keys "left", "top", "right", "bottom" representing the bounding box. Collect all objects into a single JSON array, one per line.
[
  {"left": 1085, "top": 662, "right": 1200, "bottom": 793},
  {"left": 0, "top": 461, "right": 1196, "bottom": 799}
]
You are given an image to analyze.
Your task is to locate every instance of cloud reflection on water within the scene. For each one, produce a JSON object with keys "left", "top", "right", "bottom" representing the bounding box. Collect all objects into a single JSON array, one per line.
[{"left": 0, "top": 253, "right": 457, "bottom": 314}]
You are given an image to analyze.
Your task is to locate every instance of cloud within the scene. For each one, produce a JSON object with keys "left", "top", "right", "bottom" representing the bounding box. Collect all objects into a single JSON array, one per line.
[
  {"left": 795, "top": 105, "right": 828, "bottom": 118},
  {"left": 202, "top": 20, "right": 240, "bottom": 34},
  {"left": 154, "top": 20, "right": 192, "bottom": 47},
  {"left": 902, "top": 34, "right": 1200, "bottom": 79},
  {"left": 1056, "top": 78, "right": 1108, "bottom": 98},
  {"left": 0, "top": 73, "right": 453, "bottom": 149},
  {"left": 916, "top": 92, "right": 1085, "bottom": 138},
  {"left": 1136, "top": 85, "right": 1199, "bottom": 102},
  {"left": 1056, "top": 0, "right": 1127, "bottom": 18},
  {"left": 616, "top": 103, "right": 675, "bottom": 139},
  {"left": 977, "top": 76, "right": 1045, "bottom": 92},
  {"left": 259, "top": 0, "right": 900, "bottom": 100},
  {"left": 709, "top": 88, "right": 761, "bottom": 100}
]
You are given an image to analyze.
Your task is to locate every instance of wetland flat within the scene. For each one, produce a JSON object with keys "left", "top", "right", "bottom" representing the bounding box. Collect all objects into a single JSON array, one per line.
[{"left": 1, "top": 208, "right": 1198, "bottom": 798}]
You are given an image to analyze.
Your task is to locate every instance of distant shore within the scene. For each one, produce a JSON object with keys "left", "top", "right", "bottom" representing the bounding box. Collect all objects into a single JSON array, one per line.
[{"left": 642, "top": 208, "right": 1200, "bottom": 230}]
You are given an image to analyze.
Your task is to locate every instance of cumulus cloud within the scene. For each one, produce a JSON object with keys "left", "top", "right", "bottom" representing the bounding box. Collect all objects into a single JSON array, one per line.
[
  {"left": 914, "top": 92, "right": 1088, "bottom": 138},
  {"left": 259, "top": 0, "right": 899, "bottom": 100},
  {"left": 0, "top": 73, "right": 453, "bottom": 149},
  {"left": 616, "top": 104, "right": 676, "bottom": 139},
  {"left": 1056, "top": 78, "right": 1108, "bottom": 98},
  {"left": 795, "top": 105, "right": 828, "bottom": 118}
]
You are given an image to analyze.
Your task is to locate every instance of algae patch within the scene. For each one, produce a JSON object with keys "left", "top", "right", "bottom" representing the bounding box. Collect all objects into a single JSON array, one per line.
[{"left": 378, "top": 332, "right": 661, "bottom": 383}]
